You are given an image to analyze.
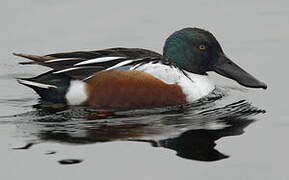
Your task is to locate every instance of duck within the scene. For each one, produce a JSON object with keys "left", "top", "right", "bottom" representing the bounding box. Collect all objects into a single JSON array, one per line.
[{"left": 14, "top": 27, "right": 267, "bottom": 110}]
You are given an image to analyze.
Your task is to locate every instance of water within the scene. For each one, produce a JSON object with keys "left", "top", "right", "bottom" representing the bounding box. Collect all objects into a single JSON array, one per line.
[{"left": 1, "top": 0, "right": 289, "bottom": 179}]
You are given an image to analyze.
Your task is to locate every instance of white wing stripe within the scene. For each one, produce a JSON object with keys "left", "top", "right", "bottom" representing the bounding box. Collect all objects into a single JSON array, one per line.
[
  {"left": 105, "top": 60, "right": 134, "bottom": 71},
  {"left": 53, "top": 67, "right": 85, "bottom": 74},
  {"left": 74, "top": 57, "right": 125, "bottom": 66},
  {"left": 104, "top": 58, "right": 147, "bottom": 71},
  {"left": 45, "top": 58, "right": 82, "bottom": 63},
  {"left": 17, "top": 79, "right": 57, "bottom": 89}
]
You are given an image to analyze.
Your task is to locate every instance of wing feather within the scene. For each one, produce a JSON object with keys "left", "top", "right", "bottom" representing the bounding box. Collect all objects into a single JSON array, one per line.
[
  {"left": 14, "top": 48, "right": 164, "bottom": 80},
  {"left": 74, "top": 57, "right": 126, "bottom": 66}
]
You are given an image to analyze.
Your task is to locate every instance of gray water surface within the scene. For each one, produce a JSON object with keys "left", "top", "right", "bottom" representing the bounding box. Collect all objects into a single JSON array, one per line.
[{"left": 0, "top": 0, "right": 288, "bottom": 179}]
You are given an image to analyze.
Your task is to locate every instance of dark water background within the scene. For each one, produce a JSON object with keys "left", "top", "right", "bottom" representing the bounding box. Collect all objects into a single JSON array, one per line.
[{"left": 0, "top": 0, "right": 288, "bottom": 179}]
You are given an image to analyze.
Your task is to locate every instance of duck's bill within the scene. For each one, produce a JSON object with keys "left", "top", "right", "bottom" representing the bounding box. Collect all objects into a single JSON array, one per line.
[{"left": 213, "top": 55, "right": 267, "bottom": 89}]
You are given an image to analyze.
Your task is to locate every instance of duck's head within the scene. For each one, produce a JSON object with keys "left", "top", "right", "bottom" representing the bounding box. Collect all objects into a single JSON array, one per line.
[{"left": 163, "top": 27, "right": 267, "bottom": 89}]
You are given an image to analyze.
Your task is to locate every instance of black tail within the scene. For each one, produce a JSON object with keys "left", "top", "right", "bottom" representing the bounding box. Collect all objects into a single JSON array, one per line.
[{"left": 17, "top": 71, "right": 71, "bottom": 103}]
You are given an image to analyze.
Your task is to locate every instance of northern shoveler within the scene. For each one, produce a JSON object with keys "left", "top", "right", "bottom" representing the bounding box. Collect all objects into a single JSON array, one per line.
[{"left": 14, "top": 27, "right": 267, "bottom": 110}]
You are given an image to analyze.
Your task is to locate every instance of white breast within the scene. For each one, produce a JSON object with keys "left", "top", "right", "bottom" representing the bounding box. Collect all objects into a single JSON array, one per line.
[{"left": 134, "top": 62, "right": 215, "bottom": 103}]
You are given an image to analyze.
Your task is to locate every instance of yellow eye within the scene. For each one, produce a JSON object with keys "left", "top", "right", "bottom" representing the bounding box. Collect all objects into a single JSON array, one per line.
[{"left": 199, "top": 44, "right": 206, "bottom": 50}]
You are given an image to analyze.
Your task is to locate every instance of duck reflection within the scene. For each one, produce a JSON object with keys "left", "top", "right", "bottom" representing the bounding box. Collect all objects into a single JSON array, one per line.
[
  {"left": 139, "top": 118, "right": 253, "bottom": 161},
  {"left": 24, "top": 100, "right": 263, "bottom": 162}
]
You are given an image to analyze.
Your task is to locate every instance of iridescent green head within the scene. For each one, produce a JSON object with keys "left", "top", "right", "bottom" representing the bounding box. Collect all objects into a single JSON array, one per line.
[
  {"left": 163, "top": 27, "right": 223, "bottom": 75},
  {"left": 163, "top": 27, "right": 267, "bottom": 89}
]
